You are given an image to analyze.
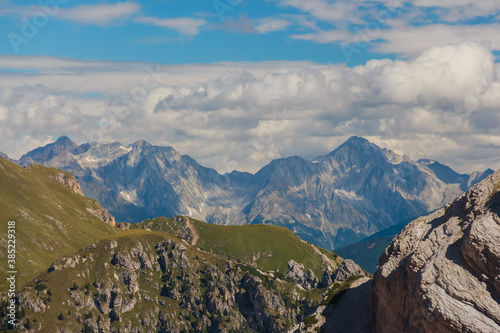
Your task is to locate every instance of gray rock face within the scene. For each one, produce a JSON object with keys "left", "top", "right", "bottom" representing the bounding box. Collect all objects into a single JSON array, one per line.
[
  {"left": 334, "top": 259, "right": 366, "bottom": 282},
  {"left": 18, "top": 136, "right": 491, "bottom": 249},
  {"left": 111, "top": 251, "right": 141, "bottom": 271},
  {"left": 286, "top": 260, "right": 319, "bottom": 290},
  {"left": 372, "top": 170, "right": 500, "bottom": 333},
  {"left": 18, "top": 291, "right": 47, "bottom": 313}
]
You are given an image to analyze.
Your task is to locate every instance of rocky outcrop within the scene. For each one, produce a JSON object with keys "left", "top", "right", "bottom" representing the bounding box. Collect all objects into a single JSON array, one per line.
[
  {"left": 49, "top": 172, "right": 84, "bottom": 196},
  {"left": 334, "top": 259, "right": 366, "bottom": 282},
  {"left": 171, "top": 216, "right": 199, "bottom": 245},
  {"left": 372, "top": 170, "right": 500, "bottom": 333},
  {"left": 86, "top": 206, "right": 129, "bottom": 230},
  {"left": 286, "top": 260, "right": 319, "bottom": 290}
]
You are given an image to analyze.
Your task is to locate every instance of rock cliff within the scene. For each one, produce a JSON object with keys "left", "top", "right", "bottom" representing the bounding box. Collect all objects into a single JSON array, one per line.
[{"left": 372, "top": 170, "right": 500, "bottom": 333}]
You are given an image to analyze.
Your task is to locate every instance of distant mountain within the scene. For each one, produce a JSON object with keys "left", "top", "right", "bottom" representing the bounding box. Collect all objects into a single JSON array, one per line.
[
  {"left": 0, "top": 151, "right": 16, "bottom": 163},
  {"left": 18, "top": 136, "right": 492, "bottom": 249},
  {"left": 419, "top": 159, "right": 494, "bottom": 190}
]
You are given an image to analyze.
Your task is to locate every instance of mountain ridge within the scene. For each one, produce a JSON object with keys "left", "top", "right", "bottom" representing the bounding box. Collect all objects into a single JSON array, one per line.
[{"left": 17, "top": 136, "right": 492, "bottom": 249}]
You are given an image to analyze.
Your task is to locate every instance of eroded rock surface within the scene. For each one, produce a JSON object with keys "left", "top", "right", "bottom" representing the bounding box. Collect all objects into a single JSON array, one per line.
[{"left": 372, "top": 170, "right": 500, "bottom": 333}]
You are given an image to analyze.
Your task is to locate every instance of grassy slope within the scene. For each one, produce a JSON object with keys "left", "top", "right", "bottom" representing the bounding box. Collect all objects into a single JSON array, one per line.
[
  {"left": 0, "top": 158, "right": 118, "bottom": 291},
  {"left": 20, "top": 229, "right": 327, "bottom": 332},
  {"left": 23, "top": 230, "right": 199, "bottom": 333},
  {"left": 134, "top": 216, "right": 342, "bottom": 277}
]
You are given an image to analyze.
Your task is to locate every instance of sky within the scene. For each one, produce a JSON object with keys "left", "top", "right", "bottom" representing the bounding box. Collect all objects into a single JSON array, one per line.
[{"left": 0, "top": 0, "right": 500, "bottom": 174}]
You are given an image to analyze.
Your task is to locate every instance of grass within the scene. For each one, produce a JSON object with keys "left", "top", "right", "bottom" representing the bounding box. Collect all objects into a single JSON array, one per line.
[
  {"left": 17, "top": 227, "right": 326, "bottom": 332},
  {"left": 0, "top": 158, "right": 118, "bottom": 291},
  {"left": 136, "top": 216, "right": 343, "bottom": 277}
]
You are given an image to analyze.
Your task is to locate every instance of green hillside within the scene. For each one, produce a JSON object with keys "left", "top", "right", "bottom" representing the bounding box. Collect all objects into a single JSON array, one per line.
[
  {"left": 134, "top": 216, "right": 342, "bottom": 278},
  {"left": 13, "top": 228, "right": 350, "bottom": 332},
  {"left": 0, "top": 157, "right": 118, "bottom": 291}
]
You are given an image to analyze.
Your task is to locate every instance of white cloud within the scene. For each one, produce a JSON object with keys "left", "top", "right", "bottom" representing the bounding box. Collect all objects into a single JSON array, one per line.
[
  {"left": 135, "top": 17, "right": 207, "bottom": 35},
  {"left": 58, "top": 2, "right": 140, "bottom": 25},
  {"left": 0, "top": 2, "right": 141, "bottom": 25},
  {"left": 274, "top": 0, "right": 364, "bottom": 24},
  {"left": 271, "top": 0, "right": 500, "bottom": 58},
  {"left": 290, "top": 20, "right": 500, "bottom": 58},
  {"left": 412, "top": 0, "right": 500, "bottom": 20},
  {"left": 255, "top": 18, "right": 291, "bottom": 33},
  {"left": 375, "top": 22, "right": 500, "bottom": 56},
  {"left": 291, "top": 29, "right": 350, "bottom": 43},
  {"left": 0, "top": 42, "right": 499, "bottom": 174}
]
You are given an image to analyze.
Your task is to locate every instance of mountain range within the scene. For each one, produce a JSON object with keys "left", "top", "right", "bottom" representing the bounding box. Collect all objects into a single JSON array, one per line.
[
  {"left": 2, "top": 153, "right": 499, "bottom": 332},
  {"left": 15, "top": 135, "right": 493, "bottom": 249}
]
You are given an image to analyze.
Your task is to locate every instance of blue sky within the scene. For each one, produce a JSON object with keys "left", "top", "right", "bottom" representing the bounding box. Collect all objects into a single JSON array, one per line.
[
  {"left": 1, "top": 0, "right": 498, "bottom": 65},
  {"left": 0, "top": 0, "right": 500, "bottom": 174}
]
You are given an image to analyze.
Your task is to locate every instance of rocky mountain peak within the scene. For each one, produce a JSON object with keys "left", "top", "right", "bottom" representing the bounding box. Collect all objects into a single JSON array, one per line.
[
  {"left": 131, "top": 139, "right": 151, "bottom": 149},
  {"left": 372, "top": 169, "right": 500, "bottom": 333},
  {"left": 315, "top": 136, "right": 388, "bottom": 169},
  {"left": 14, "top": 135, "right": 494, "bottom": 250},
  {"left": 55, "top": 135, "right": 76, "bottom": 147},
  {"left": 19, "top": 135, "right": 79, "bottom": 166}
]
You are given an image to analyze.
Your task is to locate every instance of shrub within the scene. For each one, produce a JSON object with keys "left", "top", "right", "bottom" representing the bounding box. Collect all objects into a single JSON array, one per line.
[
  {"left": 34, "top": 284, "right": 48, "bottom": 291},
  {"left": 304, "top": 315, "right": 318, "bottom": 327}
]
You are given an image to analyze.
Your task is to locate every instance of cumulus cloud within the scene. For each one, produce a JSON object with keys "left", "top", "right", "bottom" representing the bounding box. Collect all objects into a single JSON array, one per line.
[{"left": 0, "top": 42, "right": 499, "bottom": 174}]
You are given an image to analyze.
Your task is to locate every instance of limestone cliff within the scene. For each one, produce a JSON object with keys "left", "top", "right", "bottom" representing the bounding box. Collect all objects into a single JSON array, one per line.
[{"left": 372, "top": 170, "right": 500, "bottom": 333}]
